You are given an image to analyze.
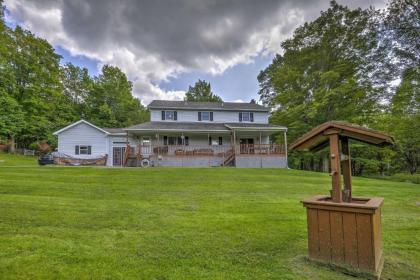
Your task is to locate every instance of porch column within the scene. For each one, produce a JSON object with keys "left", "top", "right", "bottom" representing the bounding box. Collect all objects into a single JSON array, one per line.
[
  {"left": 156, "top": 133, "right": 160, "bottom": 167},
  {"left": 284, "top": 130, "right": 288, "bottom": 168},
  {"left": 233, "top": 130, "right": 236, "bottom": 154}
]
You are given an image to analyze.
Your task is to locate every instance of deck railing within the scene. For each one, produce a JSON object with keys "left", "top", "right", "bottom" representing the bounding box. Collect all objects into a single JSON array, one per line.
[
  {"left": 125, "top": 144, "right": 285, "bottom": 158},
  {"left": 235, "top": 144, "right": 285, "bottom": 155}
]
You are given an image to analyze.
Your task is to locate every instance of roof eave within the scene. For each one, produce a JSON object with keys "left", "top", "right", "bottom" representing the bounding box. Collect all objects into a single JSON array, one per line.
[
  {"left": 148, "top": 106, "right": 269, "bottom": 112},
  {"left": 53, "top": 119, "right": 110, "bottom": 135}
]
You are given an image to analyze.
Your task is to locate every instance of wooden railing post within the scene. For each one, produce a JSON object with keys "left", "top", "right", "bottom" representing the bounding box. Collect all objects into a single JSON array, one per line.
[
  {"left": 341, "top": 137, "right": 352, "bottom": 202},
  {"left": 329, "top": 133, "right": 342, "bottom": 203}
]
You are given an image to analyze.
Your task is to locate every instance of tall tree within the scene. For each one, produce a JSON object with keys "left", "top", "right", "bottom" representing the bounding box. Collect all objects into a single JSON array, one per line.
[
  {"left": 85, "top": 65, "right": 148, "bottom": 127},
  {"left": 9, "top": 26, "right": 67, "bottom": 146},
  {"left": 0, "top": 93, "right": 25, "bottom": 152},
  {"left": 258, "top": 1, "right": 380, "bottom": 141},
  {"left": 60, "top": 63, "right": 93, "bottom": 118},
  {"left": 184, "top": 79, "right": 222, "bottom": 102}
]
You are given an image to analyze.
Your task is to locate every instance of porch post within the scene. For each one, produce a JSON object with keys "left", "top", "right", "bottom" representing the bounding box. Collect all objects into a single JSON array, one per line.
[
  {"left": 157, "top": 133, "right": 160, "bottom": 167},
  {"left": 259, "top": 131, "right": 262, "bottom": 155},
  {"left": 284, "top": 130, "right": 288, "bottom": 168},
  {"left": 233, "top": 130, "right": 236, "bottom": 154}
]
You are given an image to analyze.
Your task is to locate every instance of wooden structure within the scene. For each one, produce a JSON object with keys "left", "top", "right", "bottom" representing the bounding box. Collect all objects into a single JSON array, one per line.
[
  {"left": 123, "top": 143, "right": 286, "bottom": 167},
  {"left": 290, "top": 121, "right": 393, "bottom": 278}
]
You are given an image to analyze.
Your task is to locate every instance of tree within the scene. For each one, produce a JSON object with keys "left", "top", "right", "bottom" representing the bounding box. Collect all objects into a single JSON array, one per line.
[
  {"left": 60, "top": 63, "right": 93, "bottom": 118},
  {"left": 85, "top": 65, "right": 149, "bottom": 127},
  {"left": 0, "top": 93, "right": 25, "bottom": 152},
  {"left": 184, "top": 79, "right": 222, "bottom": 102},
  {"left": 9, "top": 26, "right": 67, "bottom": 146},
  {"left": 388, "top": 67, "right": 420, "bottom": 174},
  {"left": 259, "top": 1, "right": 380, "bottom": 142}
]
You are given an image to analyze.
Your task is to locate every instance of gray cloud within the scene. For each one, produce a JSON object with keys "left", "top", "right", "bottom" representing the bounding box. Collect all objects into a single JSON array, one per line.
[{"left": 5, "top": 0, "right": 386, "bottom": 102}]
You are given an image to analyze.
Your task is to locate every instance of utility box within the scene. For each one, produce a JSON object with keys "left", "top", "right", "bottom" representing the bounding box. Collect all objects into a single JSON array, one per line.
[{"left": 290, "top": 122, "right": 394, "bottom": 278}]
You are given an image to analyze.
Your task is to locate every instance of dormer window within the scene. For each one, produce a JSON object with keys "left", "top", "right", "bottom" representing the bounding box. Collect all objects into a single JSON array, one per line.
[
  {"left": 239, "top": 112, "right": 254, "bottom": 122},
  {"left": 161, "top": 110, "right": 177, "bottom": 121},
  {"left": 198, "top": 111, "right": 213, "bottom": 121}
]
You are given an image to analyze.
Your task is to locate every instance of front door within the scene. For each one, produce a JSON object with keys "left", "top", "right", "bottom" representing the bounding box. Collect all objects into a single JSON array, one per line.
[
  {"left": 113, "top": 147, "right": 126, "bottom": 166},
  {"left": 239, "top": 138, "right": 254, "bottom": 154}
]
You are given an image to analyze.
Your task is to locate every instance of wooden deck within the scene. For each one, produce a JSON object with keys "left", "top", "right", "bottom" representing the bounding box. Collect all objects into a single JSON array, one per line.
[{"left": 124, "top": 144, "right": 286, "bottom": 167}]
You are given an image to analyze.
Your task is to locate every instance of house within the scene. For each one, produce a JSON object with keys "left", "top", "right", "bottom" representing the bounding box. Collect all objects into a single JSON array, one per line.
[{"left": 53, "top": 100, "right": 288, "bottom": 168}]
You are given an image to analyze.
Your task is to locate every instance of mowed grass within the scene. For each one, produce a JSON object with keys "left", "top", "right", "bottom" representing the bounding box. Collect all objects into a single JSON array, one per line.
[{"left": 0, "top": 154, "right": 419, "bottom": 279}]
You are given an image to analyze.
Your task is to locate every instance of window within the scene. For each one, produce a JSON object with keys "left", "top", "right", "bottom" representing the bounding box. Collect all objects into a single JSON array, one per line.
[
  {"left": 198, "top": 111, "right": 213, "bottom": 121},
  {"left": 75, "top": 145, "right": 91, "bottom": 155},
  {"left": 162, "top": 110, "right": 177, "bottom": 120},
  {"left": 239, "top": 112, "right": 254, "bottom": 122},
  {"left": 142, "top": 137, "right": 151, "bottom": 146},
  {"left": 208, "top": 137, "right": 223, "bottom": 146},
  {"left": 163, "top": 136, "right": 188, "bottom": 145}
]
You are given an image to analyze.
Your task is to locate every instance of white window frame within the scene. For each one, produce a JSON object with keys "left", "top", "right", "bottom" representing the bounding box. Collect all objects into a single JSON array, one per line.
[
  {"left": 165, "top": 111, "right": 175, "bottom": 120},
  {"left": 79, "top": 145, "right": 90, "bottom": 155},
  {"left": 201, "top": 111, "right": 211, "bottom": 121},
  {"left": 241, "top": 112, "right": 251, "bottom": 122}
]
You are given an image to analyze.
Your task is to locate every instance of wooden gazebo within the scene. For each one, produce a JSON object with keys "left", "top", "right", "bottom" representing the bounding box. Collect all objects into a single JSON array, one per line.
[{"left": 290, "top": 121, "right": 393, "bottom": 278}]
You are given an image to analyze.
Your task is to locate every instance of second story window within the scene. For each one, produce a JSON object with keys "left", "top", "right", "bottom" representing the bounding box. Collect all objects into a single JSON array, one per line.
[
  {"left": 198, "top": 111, "right": 213, "bottom": 121},
  {"left": 162, "top": 110, "right": 177, "bottom": 121},
  {"left": 239, "top": 112, "right": 254, "bottom": 122}
]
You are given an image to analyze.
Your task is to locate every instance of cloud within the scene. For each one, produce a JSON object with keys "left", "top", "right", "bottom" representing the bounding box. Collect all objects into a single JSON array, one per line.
[{"left": 4, "top": 0, "right": 386, "bottom": 104}]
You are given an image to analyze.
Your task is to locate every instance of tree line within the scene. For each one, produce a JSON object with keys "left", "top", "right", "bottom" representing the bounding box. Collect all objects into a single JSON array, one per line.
[
  {"left": 0, "top": 1, "right": 149, "bottom": 152},
  {"left": 258, "top": 0, "right": 419, "bottom": 175}
]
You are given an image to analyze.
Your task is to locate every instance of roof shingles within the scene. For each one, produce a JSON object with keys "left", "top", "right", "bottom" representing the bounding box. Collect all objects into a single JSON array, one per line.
[{"left": 148, "top": 100, "right": 270, "bottom": 112}]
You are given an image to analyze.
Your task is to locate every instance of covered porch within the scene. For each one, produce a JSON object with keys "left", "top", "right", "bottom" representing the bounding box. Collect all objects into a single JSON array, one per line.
[{"left": 121, "top": 122, "right": 287, "bottom": 167}]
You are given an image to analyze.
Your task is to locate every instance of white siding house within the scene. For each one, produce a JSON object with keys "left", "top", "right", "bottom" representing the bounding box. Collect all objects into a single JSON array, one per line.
[
  {"left": 54, "top": 100, "right": 288, "bottom": 168},
  {"left": 55, "top": 121, "right": 109, "bottom": 158}
]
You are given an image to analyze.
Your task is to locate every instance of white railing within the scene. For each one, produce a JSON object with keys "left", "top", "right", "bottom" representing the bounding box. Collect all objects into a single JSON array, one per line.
[{"left": 126, "top": 144, "right": 285, "bottom": 158}]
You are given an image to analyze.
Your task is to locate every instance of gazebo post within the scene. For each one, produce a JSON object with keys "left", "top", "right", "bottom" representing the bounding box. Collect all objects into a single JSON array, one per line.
[
  {"left": 329, "top": 133, "right": 342, "bottom": 203},
  {"left": 341, "top": 137, "right": 352, "bottom": 202}
]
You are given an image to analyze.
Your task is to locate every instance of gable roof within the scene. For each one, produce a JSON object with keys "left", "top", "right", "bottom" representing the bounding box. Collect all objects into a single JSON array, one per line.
[
  {"left": 148, "top": 100, "right": 270, "bottom": 112},
  {"left": 53, "top": 120, "right": 110, "bottom": 135},
  {"left": 289, "top": 121, "right": 394, "bottom": 151}
]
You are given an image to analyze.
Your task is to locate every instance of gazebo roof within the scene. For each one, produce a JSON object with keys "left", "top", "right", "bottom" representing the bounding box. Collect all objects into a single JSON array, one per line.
[{"left": 290, "top": 121, "right": 394, "bottom": 152}]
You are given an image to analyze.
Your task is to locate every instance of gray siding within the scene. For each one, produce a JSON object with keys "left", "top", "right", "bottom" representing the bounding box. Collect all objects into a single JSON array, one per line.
[
  {"left": 235, "top": 155, "right": 287, "bottom": 168},
  {"left": 154, "top": 156, "right": 223, "bottom": 167}
]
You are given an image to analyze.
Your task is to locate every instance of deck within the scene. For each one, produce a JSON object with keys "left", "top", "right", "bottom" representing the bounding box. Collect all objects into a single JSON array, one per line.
[{"left": 123, "top": 144, "right": 286, "bottom": 167}]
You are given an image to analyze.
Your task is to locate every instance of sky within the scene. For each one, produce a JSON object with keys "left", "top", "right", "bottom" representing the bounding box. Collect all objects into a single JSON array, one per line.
[{"left": 4, "top": 0, "right": 386, "bottom": 105}]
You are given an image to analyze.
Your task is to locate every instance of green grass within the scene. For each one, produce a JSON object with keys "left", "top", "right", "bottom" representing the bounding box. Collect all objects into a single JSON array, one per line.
[
  {"left": 0, "top": 153, "right": 419, "bottom": 279},
  {"left": 0, "top": 152, "right": 37, "bottom": 166},
  {"left": 369, "top": 173, "right": 420, "bottom": 185}
]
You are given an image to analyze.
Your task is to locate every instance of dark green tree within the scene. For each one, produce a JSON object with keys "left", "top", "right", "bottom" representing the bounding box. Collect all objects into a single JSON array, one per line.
[
  {"left": 259, "top": 1, "right": 380, "bottom": 142},
  {"left": 85, "top": 65, "right": 149, "bottom": 127},
  {"left": 0, "top": 93, "right": 25, "bottom": 152},
  {"left": 60, "top": 63, "right": 93, "bottom": 118},
  {"left": 184, "top": 79, "right": 222, "bottom": 102}
]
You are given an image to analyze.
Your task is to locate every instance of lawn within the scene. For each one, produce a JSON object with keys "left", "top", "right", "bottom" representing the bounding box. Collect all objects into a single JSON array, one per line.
[{"left": 0, "top": 153, "right": 419, "bottom": 279}]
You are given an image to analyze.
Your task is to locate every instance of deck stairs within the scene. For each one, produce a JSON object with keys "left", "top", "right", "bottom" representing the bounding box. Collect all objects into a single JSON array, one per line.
[
  {"left": 124, "top": 145, "right": 140, "bottom": 167},
  {"left": 222, "top": 148, "right": 235, "bottom": 166}
]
